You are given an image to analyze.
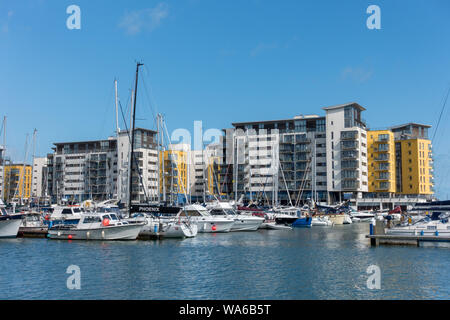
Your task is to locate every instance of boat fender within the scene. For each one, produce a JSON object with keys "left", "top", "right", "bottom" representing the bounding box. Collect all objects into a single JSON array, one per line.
[
  {"left": 420, "top": 230, "right": 424, "bottom": 236},
  {"left": 212, "top": 225, "right": 217, "bottom": 231},
  {"left": 68, "top": 235, "right": 73, "bottom": 240},
  {"left": 435, "top": 231, "right": 439, "bottom": 236},
  {"left": 154, "top": 224, "right": 158, "bottom": 233}
]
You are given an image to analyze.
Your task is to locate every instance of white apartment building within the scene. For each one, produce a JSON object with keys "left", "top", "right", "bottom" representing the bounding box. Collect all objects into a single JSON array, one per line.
[
  {"left": 117, "top": 128, "right": 159, "bottom": 204},
  {"left": 48, "top": 128, "right": 158, "bottom": 204},
  {"left": 51, "top": 138, "right": 118, "bottom": 202},
  {"left": 31, "top": 157, "right": 47, "bottom": 198},
  {"left": 231, "top": 114, "right": 328, "bottom": 205},
  {"left": 324, "top": 103, "right": 369, "bottom": 203}
]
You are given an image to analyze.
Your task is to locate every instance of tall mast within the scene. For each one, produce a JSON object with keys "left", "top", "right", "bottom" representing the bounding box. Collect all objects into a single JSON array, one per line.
[
  {"left": 1, "top": 116, "right": 5, "bottom": 201},
  {"left": 115, "top": 79, "right": 120, "bottom": 135},
  {"left": 161, "top": 115, "right": 166, "bottom": 202},
  {"left": 156, "top": 114, "right": 161, "bottom": 203},
  {"left": 128, "top": 62, "right": 143, "bottom": 214},
  {"left": 30, "top": 129, "right": 37, "bottom": 199}
]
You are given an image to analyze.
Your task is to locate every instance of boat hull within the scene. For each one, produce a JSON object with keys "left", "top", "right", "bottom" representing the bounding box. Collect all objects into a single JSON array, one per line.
[
  {"left": 48, "top": 224, "right": 143, "bottom": 240},
  {"left": 0, "top": 216, "right": 22, "bottom": 238},
  {"left": 230, "top": 217, "right": 263, "bottom": 231},
  {"left": 196, "top": 219, "right": 234, "bottom": 233}
]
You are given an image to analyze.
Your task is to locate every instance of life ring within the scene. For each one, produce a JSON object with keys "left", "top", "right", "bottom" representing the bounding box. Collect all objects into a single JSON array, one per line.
[{"left": 102, "top": 218, "right": 110, "bottom": 227}]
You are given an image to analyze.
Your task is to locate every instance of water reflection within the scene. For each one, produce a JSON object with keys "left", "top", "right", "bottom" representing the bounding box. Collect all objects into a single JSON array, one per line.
[{"left": 0, "top": 224, "right": 449, "bottom": 299}]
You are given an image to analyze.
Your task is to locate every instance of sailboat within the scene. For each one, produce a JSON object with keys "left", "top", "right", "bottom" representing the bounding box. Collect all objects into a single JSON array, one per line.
[{"left": 124, "top": 63, "right": 197, "bottom": 239}]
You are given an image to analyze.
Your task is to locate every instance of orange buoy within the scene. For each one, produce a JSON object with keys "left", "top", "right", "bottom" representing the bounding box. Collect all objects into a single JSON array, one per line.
[
  {"left": 102, "top": 218, "right": 110, "bottom": 227},
  {"left": 212, "top": 225, "right": 217, "bottom": 231},
  {"left": 68, "top": 235, "right": 73, "bottom": 240}
]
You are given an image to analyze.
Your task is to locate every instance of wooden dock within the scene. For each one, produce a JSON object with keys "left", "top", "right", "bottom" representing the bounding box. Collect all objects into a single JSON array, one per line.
[
  {"left": 366, "top": 234, "right": 450, "bottom": 247},
  {"left": 18, "top": 227, "right": 48, "bottom": 238}
]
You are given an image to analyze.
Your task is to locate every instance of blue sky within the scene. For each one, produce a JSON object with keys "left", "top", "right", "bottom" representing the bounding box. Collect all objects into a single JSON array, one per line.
[{"left": 1, "top": 0, "right": 450, "bottom": 197}]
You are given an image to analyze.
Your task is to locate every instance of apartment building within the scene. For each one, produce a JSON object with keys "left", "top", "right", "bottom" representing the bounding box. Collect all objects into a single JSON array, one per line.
[
  {"left": 391, "top": 123, "right": 434, "bottom": 197},
  {"left": 31, "top": 157, "right": 48, "bottom": 198},
  {"left": 3, "top": 164, "right": 32, "bottom": 203},
  {"left": 117, "top": 128, "right": 158, "bottom": 204},
  {"left": 51, "top": 138, "right": 118, "bottom": 202},
  {"left": 324, "top": 103, "right": 369, "bottom": 203},
  {"left": 231, "top": 114, "right": 327, "bottom": 205},
  {"left": 367, "top": 130, "right": 396, "bottom": 195},
  {"left": 159, "top": 143, "right": 190, "bottom": 203}
]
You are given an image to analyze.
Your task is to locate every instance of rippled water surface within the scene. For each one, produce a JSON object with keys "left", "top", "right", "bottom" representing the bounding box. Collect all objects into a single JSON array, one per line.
[{"left": 0, "top": 223, "right": 449, "bottom": 299}]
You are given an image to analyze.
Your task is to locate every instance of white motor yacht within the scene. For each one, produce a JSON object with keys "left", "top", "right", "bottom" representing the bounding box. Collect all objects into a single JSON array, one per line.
[
  {"left": 48, "top": 212, "right": 144, "bottom": 240},
  {"left": 206, "top": 202, "right": 264, "bottom": 231},
  {"left": 182, "top": 204, "right": 234, "bottom": 233},
  {"left": 312, "top": 216, "right": 333, "bottom": 226},
  {"left": 0, "top": 200, "right": 23, "bottom": 238},
  {"left": 386, "top": 214, "right": 450, "bottom": 236}
]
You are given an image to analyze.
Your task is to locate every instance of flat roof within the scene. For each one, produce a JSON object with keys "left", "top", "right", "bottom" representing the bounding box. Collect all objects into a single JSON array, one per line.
[
  {"left": 390, "top": 123, "right": 432, "bottom": 130},
  {"left": 322, "top": 102, "right": 366, "bottom": 111},
  {"left": 54, "top": 128, "right": 156, "bottom": 146},
  {"left": 232, "top": 115, "right": 325, "bottom": 127}
]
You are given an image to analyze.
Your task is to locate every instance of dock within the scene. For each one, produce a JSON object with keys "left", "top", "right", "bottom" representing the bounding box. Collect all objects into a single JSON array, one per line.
[
  {"left": 18, "top": 227, "right": 48, "bottom": 238},
  {"left": 366, "top": 234, "right": 450, "bottom": 247}
]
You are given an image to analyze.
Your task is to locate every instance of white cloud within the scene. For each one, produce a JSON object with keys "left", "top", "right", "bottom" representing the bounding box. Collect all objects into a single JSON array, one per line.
[
  {"left": 119, "top": 3, "right": 169, "bottom": 35},
  {"left": 341, "top": 66, "right": 373, "bottom": 83}
]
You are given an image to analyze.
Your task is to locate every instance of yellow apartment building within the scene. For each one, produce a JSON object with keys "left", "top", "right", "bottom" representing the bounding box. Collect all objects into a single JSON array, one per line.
[
  {"left": 207, "top": 156, "right": 225, "bottom": 196},
  {"left": 390, "top": 123, "right": 434, "bottom": 196},
  {"left": 395, "top": 138, "right": 433, "bottom": 195},
  {"left": 3, "top": 164, "right": 32, "bottom": 202},
  {"left": 367, "top": 130, "right": 396, "bottom": 194},
  {"left": 159, "top": 149, "right": 188, "bottom": 199}
]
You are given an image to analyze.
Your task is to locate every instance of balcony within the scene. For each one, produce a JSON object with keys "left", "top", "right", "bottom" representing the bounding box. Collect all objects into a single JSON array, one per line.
[
  {"left": 376, "top": 144, "right": 389, "bottom": 153},
  {"left": 342, "top": 181, "right": 360, "bottom": 190},
  {"left": 376, "top": 182, "right": 391, "bottom": 191},
  {"left": 341, "top": 131, "right": 358, "bottom": 140},
  {"left": 374, "top": 154, "right": 389, "bottom": 161},
  {"left": 376, "top": 173, "right": 390, "bottom": 180},
  {"left": 341, "top": 141, "right": 359, "bottom": 150},
  {"left": 341, "top": 151, "right": 358, "bottom": 159},
  {"left": 376, "top": 164, "right": 390, "bottom": 171},
  {"left": 342, "top": 170, "right": 359, "bottom": 180},
  {"left": 341, "top": 160, "right": 359, "bottom": 169}
]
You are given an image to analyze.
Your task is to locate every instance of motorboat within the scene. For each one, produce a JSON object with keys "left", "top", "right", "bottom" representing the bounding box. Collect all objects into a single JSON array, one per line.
[
  {"left": 44, "top": 205, "right": 84, "bottom": 226},
  {"left": 182, "top": 204, "right": 234, "bottom": 233},
  {"left": 129, "top": 204, "right": 198, "bottom": 239},
  {"left": 0, "top": 200, "right": 23, "bottom": 238},
  {"left": 311, "top": 216, "right": 333, "bottom": 226},
  {"left": 343, "top": 214, "right": 353, "bottom": 224},
  {"left": 292, "top": 216, "right": 312, "bottom": 228},
  {"left": 267, "top": 206, "right": 301, "bottom": 225},
  {"left": 18, "top": 211, "right": 48, "bottom": 237},
  {"left": 47, "top": 211, "right": 144, "bottom": 240},
  {"left": 349, "top": 209, "right": 375, "bottom": 222},
  {"left": 386, "top": 213, "right": 450, "bottom": 236},
  {"left": 206, "top": 201, "right": 264, "bottom": 231},
  {"left": 265, "top": 222, "right": 293, "bottom": 230}
]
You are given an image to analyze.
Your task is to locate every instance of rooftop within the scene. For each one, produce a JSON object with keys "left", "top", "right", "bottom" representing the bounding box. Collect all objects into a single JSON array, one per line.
[
  {"left": 390, "top": 123, "right": 432, "bottom": 130},
  {"left": 322, "top": 102, "right": 366, "bottom": 111}
]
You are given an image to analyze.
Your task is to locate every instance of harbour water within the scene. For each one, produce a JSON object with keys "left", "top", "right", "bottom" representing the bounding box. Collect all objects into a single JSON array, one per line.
[{"left": 0, "top": 223, "right": 449, "bottom": 300}]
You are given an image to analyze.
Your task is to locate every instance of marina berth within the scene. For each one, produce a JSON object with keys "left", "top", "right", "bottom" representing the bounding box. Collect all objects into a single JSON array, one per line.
[
  {"left": 47, "top": 211, "right": 144, "bottom": 240},
  {"left": 386, "top": 213, "right": 450, "bottom": 237}
]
